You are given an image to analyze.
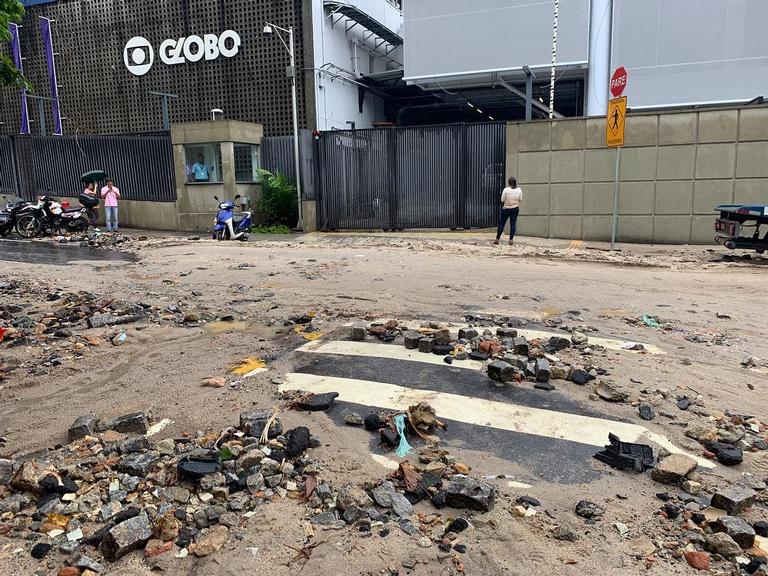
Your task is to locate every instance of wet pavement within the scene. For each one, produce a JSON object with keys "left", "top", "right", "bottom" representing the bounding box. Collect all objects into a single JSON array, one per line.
[{"left": 0, "top": 238, "right": 135, "bottom": 265}]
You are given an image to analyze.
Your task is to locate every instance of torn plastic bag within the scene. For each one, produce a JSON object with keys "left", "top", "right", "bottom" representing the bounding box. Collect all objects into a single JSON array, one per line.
[{"left": 593, "top": 433, "right": 655, "bottom": 472}]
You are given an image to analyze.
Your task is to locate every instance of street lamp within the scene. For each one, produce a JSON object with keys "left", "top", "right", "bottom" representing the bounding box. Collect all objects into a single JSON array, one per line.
[{"left": 263, "top": 22, "right": 303, "bottom": 231}]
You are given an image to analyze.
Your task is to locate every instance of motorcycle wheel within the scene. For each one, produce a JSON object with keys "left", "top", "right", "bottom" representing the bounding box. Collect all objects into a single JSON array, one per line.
[
  {"left": 215, "top": 229, "right": 228, "bottom": 241},
  {"left": 15, "top": 214, "right": 42, "bottom": 238},
  {"left": 64, "top": 218, "right": 89, "bottom": 234}
]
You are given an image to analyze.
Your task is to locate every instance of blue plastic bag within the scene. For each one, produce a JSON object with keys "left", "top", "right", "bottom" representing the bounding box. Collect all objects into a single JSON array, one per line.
[{"left": 394, "top": 414, "right": 413, "bottom": 458}]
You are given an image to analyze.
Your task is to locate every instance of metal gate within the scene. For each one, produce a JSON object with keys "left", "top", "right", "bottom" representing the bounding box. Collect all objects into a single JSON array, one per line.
[
  {"left": 11, "top": 133, "right": 176, "bottom": 202},
  {"left": 316, "top": 122, "right": 505, "bottom": 230}
]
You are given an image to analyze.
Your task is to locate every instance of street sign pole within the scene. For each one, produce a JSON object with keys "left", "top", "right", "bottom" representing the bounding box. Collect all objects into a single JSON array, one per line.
[
  {"left": 611, "top": 147, "right": 621, "bottom": 249},
  {"left": 607, "top": 66, "right": 628, "bottom": 250}
]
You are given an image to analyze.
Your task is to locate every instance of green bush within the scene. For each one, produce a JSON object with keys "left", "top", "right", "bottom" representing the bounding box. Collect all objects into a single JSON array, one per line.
[{"left": 256, "top": 169, "right": 297, "bottom": 226}]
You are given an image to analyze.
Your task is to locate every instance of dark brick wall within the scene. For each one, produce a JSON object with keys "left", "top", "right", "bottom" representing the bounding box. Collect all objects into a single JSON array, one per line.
[{"left": 0, "top": 0, "right": 309, "bottom": 136}]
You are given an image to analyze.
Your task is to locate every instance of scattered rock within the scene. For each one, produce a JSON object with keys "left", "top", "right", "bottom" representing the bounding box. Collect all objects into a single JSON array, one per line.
[
  {"left": 68, "top": 414, "right": 99, "bottom": 441},
  {"left": 638, "top": 404, "right": 656, "bottom": 421},
  {"left": 705, "top": 532, "right": 742, "bottom": 557},
  {"left": 190, "top": 525, "right": 228, "bottom": 557},
  {"left": 488, "top": 361, "right": 515, "bottom": 383},
  {"left": 575, "top": 500, "right": 604, "bottom": 519},
  {"left": 650, "top": 454, "right": 697, "bottom": 485},
  {"left": 552, "top": 523, "right": 579, "bottom": 541},
  {"left": 595, "top": 380, "right": 628, "bottom": 402},
  {"left": 711, "top": 485, "right": 756, "bottom": 515},
  {"left": 30, "top": 542, "right": 52, "bottom": 559},
  {"left": 337, "top": 485, "right": 374, "bottom": 511},
  {"left": 684, "top": 550, "right": 710, "bottom": 571},
  {"left": 706, "top": 442, "right": 743, "bottom": 465},
  {"left": 713, "top": 515, "right": 755, "bottom": 548},
  {"left": 99, "top": 512, "right": 153, "bottom": 561},
  {"left": 445, "top": 477, "right": 496, "bottom": 512}
]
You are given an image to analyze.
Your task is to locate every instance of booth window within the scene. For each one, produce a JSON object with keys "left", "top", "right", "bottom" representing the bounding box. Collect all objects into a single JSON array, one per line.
[
  {"left": 184, "top": 144, "right": 222, "bottom": 183},
  {"left": 234, "top": 144, "right": 261, "bottom": 182}
]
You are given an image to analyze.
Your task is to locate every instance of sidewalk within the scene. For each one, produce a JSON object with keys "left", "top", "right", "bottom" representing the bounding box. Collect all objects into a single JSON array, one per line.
[{"left": 115, "top": 227, "right": 720, "bottom": 258}]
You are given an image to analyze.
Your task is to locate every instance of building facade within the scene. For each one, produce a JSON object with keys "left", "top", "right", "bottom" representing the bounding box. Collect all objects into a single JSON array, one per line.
[
  {"left": 403, "top": 0, "right": 768, "bottom": 120},
  {"left": 0, "top": 0, "right": 403, "bottom": 136}
]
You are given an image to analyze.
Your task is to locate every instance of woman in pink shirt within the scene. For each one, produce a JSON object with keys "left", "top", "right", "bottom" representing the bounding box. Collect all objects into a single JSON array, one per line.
[{"left": 100, "top": 178, "right": 121, "bottom": 232}]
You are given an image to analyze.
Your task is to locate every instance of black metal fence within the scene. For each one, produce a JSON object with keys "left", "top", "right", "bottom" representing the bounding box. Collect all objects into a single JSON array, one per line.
[
  {"left": 11, "top": 133, "right": 176, "bottom": 202},
  {"left": 261, "top": 130, "right": 316, "bottom": 200},
  {"left": 0, "top": 137, "right": 18, "bottom": 196},
  {"left": 316, "top": 123, "right": 505, "bottom": 230}
]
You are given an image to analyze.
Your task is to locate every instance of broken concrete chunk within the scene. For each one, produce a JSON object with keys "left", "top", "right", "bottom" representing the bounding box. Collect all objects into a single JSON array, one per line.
[
  {"left": 706, "top": 441, "right": 743, "bottom": 466},
  {"left": 433, "top": 329, "right": 452, "bottom": 346},
  {"left": 99, "top": 512, "right": 153, "bottom": 561},
  {"left": 595, "top": 380, "right": 628, "bottom": 402},
  {"left": 710, "top": 485, "right": 756, "bottom": 515},
  {"left": 103, "top": 412, "right": 149, "bottom": 435},
  {"left": 705, "top": 532, "right": 741, "bottom": 557},
  {"left": 458, "top": 328, "right": 478, "bottom": 340},
  {"left": 445, "top": 477, "right": 496, "bottom": 512},
  {"left": 0, "top": 459, "right": 12, "bottom": 486},
  {"left": 297, "top": 392, "right": 338, "bottom": 411},
  {"left": 117, "top": 436, "right": 150, "bottom": 454},
  {"left": 403, "top": 332, "right": 422, "bottom": 350},
  {"left": 496, "top": 327, "right": 517, "bottom": 338},
  {"left": 549, "top": 336, "right": 571, "bottom": 351},
  {"left": 650, "top": 454, "right": 697, "bottom": 485},
  {"left": 488, "top": 360, "right": 515, "bottom": 383},
  {"left": 511, "top": 337, "right": 529, "bottom": 356},
  {"left": 68, "top": 415, "right": 99, "bottom": 441},
  {"left": 239, "top": 411, "right": 282, "bottom": 439},
  {"left": 534, "top": 358, "right": 550, "bottom": 383},
  {"left": 118, "top": 452, "right": 160, "bottom": 477},
  {"left": 190, "top": 525, "right": 228, "bottom": 557},
  {"left": 350, "top": 322, "right": 366, "bottom": 341},
  {"left": 713, "top": 515, "right": 755, "bottom": 549},
  {"left": 337, "top": 485, "right": 373, "bottom": 511},
  {"left": 418, "top": 338, "right": 435, "bottom": 353}
]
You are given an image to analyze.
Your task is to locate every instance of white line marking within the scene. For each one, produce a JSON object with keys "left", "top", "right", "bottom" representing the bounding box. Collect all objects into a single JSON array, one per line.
[
  {"left": 360, "top": 320, "right": 666, "bottom": 355},
  {"left": 297, "top": 339, "right": 485, "bottom": 370},
  {"left": 242, "top": 367, "right": 269, "bottom": 378},
  {"left": 280, "top": 373, "right": 713, "bottom": 469}
]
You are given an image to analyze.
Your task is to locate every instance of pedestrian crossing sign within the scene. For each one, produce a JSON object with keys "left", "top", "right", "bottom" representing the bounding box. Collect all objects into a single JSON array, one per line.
[{"left": 606, "top": 96, "right": 627, "bottom": 148}]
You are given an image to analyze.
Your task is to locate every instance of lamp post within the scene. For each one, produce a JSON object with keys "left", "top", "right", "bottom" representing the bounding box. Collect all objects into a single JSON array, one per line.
[{"left": 263, "top": 22, "right": 303, "bottom": 231}]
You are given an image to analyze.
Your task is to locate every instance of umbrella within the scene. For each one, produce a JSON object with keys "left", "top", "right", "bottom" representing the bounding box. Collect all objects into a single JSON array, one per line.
[{"left": 80, "top": 170, "right": 107, "bottom": 183}]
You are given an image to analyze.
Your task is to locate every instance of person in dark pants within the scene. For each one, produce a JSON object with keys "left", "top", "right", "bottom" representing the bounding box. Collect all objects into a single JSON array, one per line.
[{"left": 494, "top": 176, "right": 523, "bottom": 245}]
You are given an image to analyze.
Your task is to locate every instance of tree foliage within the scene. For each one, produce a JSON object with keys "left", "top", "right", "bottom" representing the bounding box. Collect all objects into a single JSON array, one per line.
[
  {"left": 0, "top": 0, "right": 29, "bottom": 89},
  {"left": 256, "top": 169, "right": 298, "bottom": 227}
]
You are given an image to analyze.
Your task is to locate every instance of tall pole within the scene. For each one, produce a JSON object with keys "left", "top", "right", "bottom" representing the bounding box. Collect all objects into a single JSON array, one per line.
[
  {"left": 548, "top": 0, "right": 559, "bottom": 118},
  {"left": 587, "top": 0, "right": 613, "bottom": 116},
  {"left": 610, "top": 147, "right": 621, "bottom": 249},
  {"left": 289, "top": 27, "right": 303, "bottom": 230}
]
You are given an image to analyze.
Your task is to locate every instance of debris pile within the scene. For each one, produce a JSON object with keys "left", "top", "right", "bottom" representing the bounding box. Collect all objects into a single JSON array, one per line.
[{"left": 0, "top": 408, "right": 321, "bottom": 571}]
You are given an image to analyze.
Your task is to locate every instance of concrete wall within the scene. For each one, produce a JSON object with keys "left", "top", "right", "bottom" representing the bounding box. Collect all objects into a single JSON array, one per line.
[{"left": 506, "top": 106, "right": 768, "bottom": 244}]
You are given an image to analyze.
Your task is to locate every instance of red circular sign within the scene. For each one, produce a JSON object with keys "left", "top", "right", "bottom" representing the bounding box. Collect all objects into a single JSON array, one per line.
[{"left": 610, "top": 67, "right": 628, "bottom": 98}]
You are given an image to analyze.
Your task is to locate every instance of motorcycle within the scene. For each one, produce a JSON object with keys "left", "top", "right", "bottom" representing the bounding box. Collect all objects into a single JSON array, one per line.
[
  {"left": 0, "top": 197, "right": 31, "bottom": 237},
  {"left": 212, "top": 195, "right": 251, "bottom": 241},
  {"left": 15, "top": 195, "right": 90, "bottom": 238}
]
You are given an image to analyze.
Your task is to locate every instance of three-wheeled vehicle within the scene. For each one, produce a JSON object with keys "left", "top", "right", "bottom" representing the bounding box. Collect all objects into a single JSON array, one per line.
[{"left": 715, "top": 204, "right": 768, "bottom": 253}]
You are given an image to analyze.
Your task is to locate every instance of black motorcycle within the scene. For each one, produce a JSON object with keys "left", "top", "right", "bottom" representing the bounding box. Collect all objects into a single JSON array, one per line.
[
  {"left": 15, "top": 196, "right": 89, "bottom": 238},
  {"left": 0, "top": 198, "right": 32, "bottom": 237}
]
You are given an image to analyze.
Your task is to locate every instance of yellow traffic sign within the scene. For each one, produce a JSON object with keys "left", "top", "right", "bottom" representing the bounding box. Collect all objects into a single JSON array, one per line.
[{"left": 606, "top": 96, "right": 627, "bottom": 148}]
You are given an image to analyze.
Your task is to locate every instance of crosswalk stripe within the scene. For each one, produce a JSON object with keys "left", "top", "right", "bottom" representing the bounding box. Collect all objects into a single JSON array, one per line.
[
  {"left": 297, "top": 339, "right": 485, "bottom": 370},
  {"left": 280, "top": 372, "right": 714, "bottom": 469},
  {"left": 362, "top": 320, "right": 666, "bottom": 355}
]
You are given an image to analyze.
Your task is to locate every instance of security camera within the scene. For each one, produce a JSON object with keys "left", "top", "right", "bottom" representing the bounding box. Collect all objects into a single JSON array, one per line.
[{"left": 262, "top": 25, "right": 273, "bottom": 37}]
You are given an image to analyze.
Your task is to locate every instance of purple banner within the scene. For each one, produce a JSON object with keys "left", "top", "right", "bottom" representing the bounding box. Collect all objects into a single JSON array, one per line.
[
  {"left": 39, "top": 17, "right": 62, "bottom": 135},
  {"left": 8, "top": 23, "right": 30, "bottom": 135}
]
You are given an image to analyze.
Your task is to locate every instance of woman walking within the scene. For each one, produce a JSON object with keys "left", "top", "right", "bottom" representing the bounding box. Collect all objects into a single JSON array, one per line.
[{"left": 494, "top": 176, "right": 522, "bottom": 245}]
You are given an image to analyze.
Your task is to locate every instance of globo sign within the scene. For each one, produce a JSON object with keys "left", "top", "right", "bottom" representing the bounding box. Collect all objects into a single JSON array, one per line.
[{"left": 123, "top": 30, "right": 241, "bottom": 76}]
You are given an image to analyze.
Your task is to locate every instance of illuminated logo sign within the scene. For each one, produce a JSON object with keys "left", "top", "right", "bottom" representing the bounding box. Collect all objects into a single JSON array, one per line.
[{"left": 123, "top": 30, "right": 241, "bottom": 76}]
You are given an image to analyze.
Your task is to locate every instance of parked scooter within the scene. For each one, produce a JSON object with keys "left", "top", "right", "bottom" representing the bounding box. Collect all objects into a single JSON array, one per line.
[
  {"left": 0, "top": 197, "right": 31, "bottom": 237},
  {"left": 212, "top": 195, "right": 251, "bottom": 241}
]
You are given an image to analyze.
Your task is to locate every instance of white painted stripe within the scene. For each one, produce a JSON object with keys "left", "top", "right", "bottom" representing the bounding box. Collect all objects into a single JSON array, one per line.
[
  {"left": 280, "top": 373, "right": 714, "bottom": 469},
  {"left": 361, "top": 320, "right": 665, "bottom": 355},
  {"left": 242, "top": 367, "right": 269, "bottom": 378},
  {"left": 297, "top": 339, "right": 485, "bottom": 371}
]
